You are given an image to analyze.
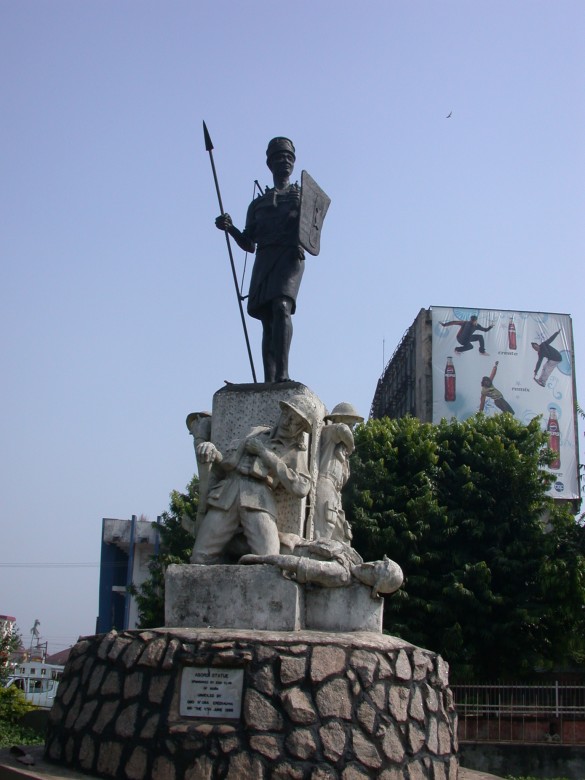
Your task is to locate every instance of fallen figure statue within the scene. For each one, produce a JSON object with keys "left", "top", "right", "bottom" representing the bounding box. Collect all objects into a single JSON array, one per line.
[{"left": 239, "top": 534, "right": 403, "bottom": 599}]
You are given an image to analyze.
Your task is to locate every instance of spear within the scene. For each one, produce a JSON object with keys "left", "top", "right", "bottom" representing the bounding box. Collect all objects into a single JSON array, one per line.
[{"left": 203, "top": 121, "right": 257, "bottom": 383}]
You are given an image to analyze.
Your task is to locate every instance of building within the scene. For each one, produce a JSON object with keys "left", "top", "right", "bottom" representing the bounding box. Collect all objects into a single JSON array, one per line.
[
  {"left": 0, "top": 615, "right": 16, "bottom": 639},
  {"left": 371, "top": 306, "right": 580, "bottom": 504},
  {"left": 96, "top": 516, "right": 160, "bottom": 633},
  {"left": 371, "top": 308, "right": 433, "bottom": 422}
]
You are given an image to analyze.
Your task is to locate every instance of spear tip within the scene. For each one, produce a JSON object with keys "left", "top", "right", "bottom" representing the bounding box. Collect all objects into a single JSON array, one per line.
[{"left": 203, "top": 120, "right": 214, "bottom": 152}]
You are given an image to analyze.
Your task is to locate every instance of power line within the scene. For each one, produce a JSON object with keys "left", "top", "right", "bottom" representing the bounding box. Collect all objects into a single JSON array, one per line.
[{"left": 0, "top": 562, "right": 110, "bottom": 568}]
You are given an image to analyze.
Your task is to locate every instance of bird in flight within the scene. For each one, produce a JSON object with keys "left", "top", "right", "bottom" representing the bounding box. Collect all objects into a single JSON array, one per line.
[{"left": 446, "top": 111, "right": 452, "bottom": 118}]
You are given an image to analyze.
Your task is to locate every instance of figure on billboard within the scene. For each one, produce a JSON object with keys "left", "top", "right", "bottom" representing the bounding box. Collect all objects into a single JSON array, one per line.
[
  {"left": 532, "top": 330, "right": 562, "bottom": 387},
  {"left": 441, "top": 315, "right": 493, "bottom": 356},
  {"left": 479, "top": 361, "right": 514, "bottom": 415}
]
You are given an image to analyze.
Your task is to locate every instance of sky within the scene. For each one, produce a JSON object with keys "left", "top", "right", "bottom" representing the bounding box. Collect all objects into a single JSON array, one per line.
[{"left": 1, "top": 1, "right": 584, "bottom": 654}]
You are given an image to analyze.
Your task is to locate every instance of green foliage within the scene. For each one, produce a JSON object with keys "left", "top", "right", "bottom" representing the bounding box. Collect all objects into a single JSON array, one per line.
[
  {"left": 345, "top": 414, "right": 585, "bottom": 680},
  {"left": 131, "top": 475, "right": 199, "bottom": 628},
  {"left": 505, "top": 777, "right": 569, "bottom": 780},
  {"left": 0, "top": 720, "right": 44, "bottom": 748},
  {"left": 577, "top": 401, "right": 584, "bottom": 521},
  {"left": 0, "top": 645, "right": 44, "bottom": 747},
  {"left": 0, "top": 686, "right": 36, "bottom": 724}
]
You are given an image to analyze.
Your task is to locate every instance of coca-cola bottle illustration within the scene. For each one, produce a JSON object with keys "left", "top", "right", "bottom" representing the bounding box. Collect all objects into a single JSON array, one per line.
[
  {"left": 547, "top": 409, "right": 561, "bottom": 469},
  {"left": 508, "top": 317, "right": 517, "bottom": 350},
  {"left": 444, "top": 357, "right": 456, "bottom": 402}
]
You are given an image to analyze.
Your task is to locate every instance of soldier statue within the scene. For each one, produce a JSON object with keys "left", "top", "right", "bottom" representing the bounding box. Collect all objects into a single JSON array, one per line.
[
  {"left": 190, "top": 395, "right": 316, "bottom": 565},
  {"left": 215, "top": 137, "right": 328, "bottom": 383}
]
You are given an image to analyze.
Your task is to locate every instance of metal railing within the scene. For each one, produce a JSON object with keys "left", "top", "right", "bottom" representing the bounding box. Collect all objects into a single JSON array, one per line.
[{"left": 452, "top": 682, "right": 585, "bottom": 745}]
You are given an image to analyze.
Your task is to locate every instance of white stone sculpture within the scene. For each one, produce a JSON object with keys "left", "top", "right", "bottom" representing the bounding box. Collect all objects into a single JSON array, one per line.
[
  {"left": 313, "top": 402, "right": 364, "bottom": 543},
  {"left": 190, "top": 395, "right": 318, "bottom": 564},
  {"left": 185, "top": 411, "right": 212, "bottom": 535},
  {"left": 240, "top": 534, "right": 403, "bottom": 598}
]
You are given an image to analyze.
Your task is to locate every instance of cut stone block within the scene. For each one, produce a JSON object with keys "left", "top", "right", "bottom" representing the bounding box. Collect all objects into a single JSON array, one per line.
[
  {"left": 305, "top": 582, "right": 383, "bottom": 632},
  {"left": 166, "top": 565, "right": 384, "bottom": 633},
  {"left": 165, "top": 564, "right": 304, "bottom": 631}
]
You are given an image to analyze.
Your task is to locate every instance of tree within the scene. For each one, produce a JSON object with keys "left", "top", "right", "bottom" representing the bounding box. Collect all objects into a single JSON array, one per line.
[
  {"left": 132, "top": 475, "right": 198, "bottom": 628},
  {"left": 344, "top": 414, "right": 585, "bottom": 680},
  {"left": 577, "top": 402, "right": 584, "bottom": 515}
]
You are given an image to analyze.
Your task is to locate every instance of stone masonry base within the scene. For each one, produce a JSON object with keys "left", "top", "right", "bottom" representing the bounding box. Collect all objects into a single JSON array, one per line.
[{"left": 45, "top": 628, "right": 459, "bottom": 780}]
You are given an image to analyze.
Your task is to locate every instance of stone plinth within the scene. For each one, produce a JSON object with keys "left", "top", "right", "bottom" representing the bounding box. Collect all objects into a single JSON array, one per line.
[
  {"left": 165, "top": 564, "right": 384, "bottom": 633},
  {"left": 305, "top": 581, "right": 383, "bottom": 633},
  {"left": 45, "top": 628, "right": 458, "bottom": 780},
  {"left": 165, "top": 564, "right": 304, "bottom": 631}
]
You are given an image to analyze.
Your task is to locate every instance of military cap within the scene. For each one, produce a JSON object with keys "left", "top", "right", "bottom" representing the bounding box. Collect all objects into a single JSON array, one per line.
[{"left": 266, "top": 137, "right": 296, "bottom": 162}]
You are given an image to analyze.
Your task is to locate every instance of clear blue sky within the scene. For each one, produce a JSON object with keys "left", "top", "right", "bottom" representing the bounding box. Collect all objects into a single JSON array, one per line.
[{"left": 1, "top": 1, "right": 583, "bottom": 652}]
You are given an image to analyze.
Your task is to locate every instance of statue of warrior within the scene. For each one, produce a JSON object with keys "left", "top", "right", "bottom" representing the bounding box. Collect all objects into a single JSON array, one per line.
[{"left": 215, "top": 138, "right": 328, "bottom": 383}]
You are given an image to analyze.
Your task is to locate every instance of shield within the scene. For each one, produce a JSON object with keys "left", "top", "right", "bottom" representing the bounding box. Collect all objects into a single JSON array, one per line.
[{"left": 299, "top": 170, "right": 331, "bottom": 256}]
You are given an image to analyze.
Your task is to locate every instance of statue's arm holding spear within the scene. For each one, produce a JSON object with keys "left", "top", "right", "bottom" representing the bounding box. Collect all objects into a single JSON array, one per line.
[{"left": 215, "top": 211, "right": 255, "bottom": 254}]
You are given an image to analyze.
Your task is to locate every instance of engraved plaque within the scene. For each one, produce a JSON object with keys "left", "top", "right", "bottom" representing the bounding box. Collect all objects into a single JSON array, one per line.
[{"left": 180, "top": 667, "right": 244, "bottom": 719}]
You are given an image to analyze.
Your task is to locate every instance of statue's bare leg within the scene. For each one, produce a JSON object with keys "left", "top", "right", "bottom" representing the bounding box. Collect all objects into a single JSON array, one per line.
[
  {"left": 259, "top": 297, "right": 293, "bottom": 383},
  {"left": 270, "top": 297, "right": 293, "bottom": 382},
  {"left": 260, "top": 312, "right": 276, "bottom": 383}
]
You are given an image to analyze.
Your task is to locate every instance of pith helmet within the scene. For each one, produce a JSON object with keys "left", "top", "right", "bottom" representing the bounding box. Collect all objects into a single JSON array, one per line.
[
  {"left": 279, "top": 395, "right": 317, "bottom": 433},
  {"left": 324, "top": 402, "right": 364, "bottom": 424},
  {"left": 185, "top": 411, "right": 211, "bottom": 431},
  {"left": 266, "top": 137, "right": 296, "bottom": 163}
]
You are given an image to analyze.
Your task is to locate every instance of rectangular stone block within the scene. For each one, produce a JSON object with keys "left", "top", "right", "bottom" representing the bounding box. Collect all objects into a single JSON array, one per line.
[
  {"left": 305, "top": 583, "right": 383, "bottom": 632},
  {"left": 165, "top": 564, "right": 304, "bottom": 631}
]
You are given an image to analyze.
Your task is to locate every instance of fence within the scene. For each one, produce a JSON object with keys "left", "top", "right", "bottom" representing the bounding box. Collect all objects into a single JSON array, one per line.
[{"left": 452, "top": 683, "right": 585, "bottom": 745}]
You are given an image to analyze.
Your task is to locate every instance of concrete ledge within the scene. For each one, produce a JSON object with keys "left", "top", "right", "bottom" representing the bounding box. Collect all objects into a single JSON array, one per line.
[
  {"left": 305, "top": 581, "right": 383, "bottom": 632},
  {"left": 165, "top": 564, "right": 384, "bottom": 632},
  {"left": 165, "top": 563, "right": 304, "bottom": 630}
]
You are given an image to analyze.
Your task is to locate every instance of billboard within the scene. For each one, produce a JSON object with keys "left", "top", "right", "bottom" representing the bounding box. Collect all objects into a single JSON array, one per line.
[{"left": 431, "top": 306, "right": 579, "bottom": 500}]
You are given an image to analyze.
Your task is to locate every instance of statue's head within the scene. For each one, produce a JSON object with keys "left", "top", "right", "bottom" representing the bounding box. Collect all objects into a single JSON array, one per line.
[
  {"left": 278, "top": 395, "right": 317, "bottom": 435},
  {"left": 185, "top": 411, "right": 211, "bottom": 431},
  {"left": 324, "top": 402, "right": 364, "bottom": 428},
  {"left": 266, "top": 137, "right": 296, "bottom": 173},
  {"left": 352, "top": 555, "right": 404, "bottom": 598}
]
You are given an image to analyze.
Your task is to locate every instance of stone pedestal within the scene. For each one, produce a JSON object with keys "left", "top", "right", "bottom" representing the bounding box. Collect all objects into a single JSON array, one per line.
[
  {"left": 305, "top": 580, "right": 383, "bottom": 633},
  {"left": 45, "top": 628, "right": 458, "bottom": 780},
  {"left": 165, "top": 564, "right": 384, "bottom": 633},
  {"left": 165, "top": 564, "right": 305, "bottom": 631}
]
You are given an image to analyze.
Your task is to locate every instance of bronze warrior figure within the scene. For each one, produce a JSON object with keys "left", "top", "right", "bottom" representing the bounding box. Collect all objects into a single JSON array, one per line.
[{"left": 215, "top": 138, "right": 304, "bottom": 383}]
